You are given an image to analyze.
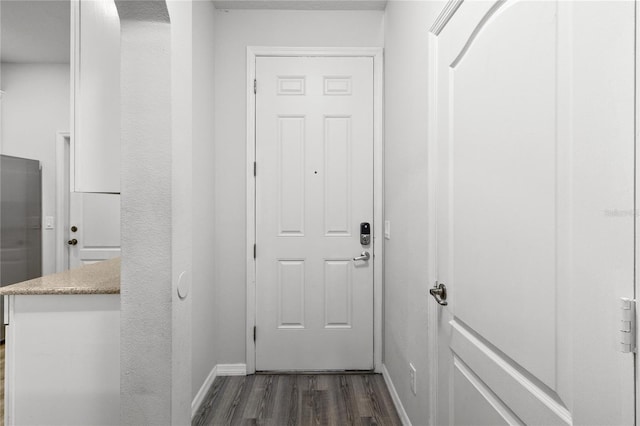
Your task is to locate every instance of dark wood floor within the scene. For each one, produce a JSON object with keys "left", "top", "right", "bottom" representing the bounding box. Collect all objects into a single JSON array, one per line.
[{"left": 193, "top": 374, "right": 402, "bottom": 426}]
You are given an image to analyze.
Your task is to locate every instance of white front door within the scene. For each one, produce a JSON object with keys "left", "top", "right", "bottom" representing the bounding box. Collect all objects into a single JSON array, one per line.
[
  {"left": 432, "top": 1, "right": 635, "bottom": 424},
  {"left": 68, "top": 192, "right": 121, "bottom": 269},
  {"left": 255, "top": 56, "right": 374, "bottom": 371}
]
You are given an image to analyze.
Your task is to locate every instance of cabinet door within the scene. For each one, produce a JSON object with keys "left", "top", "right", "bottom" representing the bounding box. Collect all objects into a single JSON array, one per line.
[{"left": 72, "top": 0, "right": 120, "bottom": 193}]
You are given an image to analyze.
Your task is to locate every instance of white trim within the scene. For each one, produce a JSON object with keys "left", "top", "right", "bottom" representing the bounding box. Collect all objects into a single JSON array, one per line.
[
  {"left": 248, "top": 46, "right": 384, "bottom": 58},
  {"left": 190, "top": 363, "right": 248, "bottom": 420},
  {"left": 70, "top": 0, "right": 78, "bottom": 193},
  {"left": 430, "top": 0, "right": 465, "bottom": 35},
  {"left": 635, "top": 0, "right": 639, "bottom": 421},
  {"left": 371, "top": 46, "right": 384, "bottom": 375},
  {"left": 55, "top": 132, "right": 71, "bottom": 273},
  {"left": 5, "top": 296, "right": 15, "bottom": 426},
  {"left": 191, "top": 365, "right": 218, "bottom": 420},
  {"left": 246, "top": 47, "right": 257, "bottom": 375},
  {"left": 426, "top": 30, "right": 440, "bottom": 426},
  {"left": 216, "top": 363, "right": 247, "bottom": 376},
  {"left": 246, "top": 46, "right": 384, "bottom": 374},
  {"left": 381, "top": 364, "right": 412, "bottom": 426}
]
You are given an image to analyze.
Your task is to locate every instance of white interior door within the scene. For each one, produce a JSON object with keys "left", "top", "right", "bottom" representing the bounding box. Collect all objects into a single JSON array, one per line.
[
  {"left": 68, "top": 192, "right": 120, "bottom": 269},
  {"left": 255, "top": 56, "right": 374, "bottom": 371},
  {"left": 432, "top": 1, "right": 635, "bottom": 424}
]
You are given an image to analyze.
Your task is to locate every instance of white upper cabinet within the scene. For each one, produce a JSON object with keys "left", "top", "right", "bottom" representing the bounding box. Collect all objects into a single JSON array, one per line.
[{"left": 71, "top": 0, "right": 120, "bottom": 193}]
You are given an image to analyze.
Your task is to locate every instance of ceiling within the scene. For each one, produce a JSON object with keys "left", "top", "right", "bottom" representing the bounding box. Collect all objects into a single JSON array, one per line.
[
  {"left": 212, "top": 0, "right": 387, "bottom": 10},
  {"left": 1, "top": 0, "right": 70, "bottom": 64},
  {"left": 0, "top": 0, "right": 384, "bottom": 63}
]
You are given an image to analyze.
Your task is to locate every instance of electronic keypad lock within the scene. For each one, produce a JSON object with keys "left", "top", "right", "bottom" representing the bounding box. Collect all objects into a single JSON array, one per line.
[{"left": 360, "top": 222, "right": 371, "bottom": 245}]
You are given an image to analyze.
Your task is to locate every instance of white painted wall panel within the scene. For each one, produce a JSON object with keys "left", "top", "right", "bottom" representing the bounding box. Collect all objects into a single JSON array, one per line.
[
  {"left": 213, "top": 9, "right": 384, "bottom": 364},
  {"left": 117, "top": 2, "right": 174, "bottom": 423},
  {"left": 383, "top": 2, "right": 446, "bottom": 426},
  {"left": 191, "top": 0, "right": 218, "bottom": 404},
  {"left": 0, "top": 64, "right": 70, "bottom": 276}
]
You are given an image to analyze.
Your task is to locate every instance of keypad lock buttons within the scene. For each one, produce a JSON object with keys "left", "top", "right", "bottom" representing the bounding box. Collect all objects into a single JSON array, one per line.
[{"left": 360, "top": 222, "right": 371, "bottom": 245}]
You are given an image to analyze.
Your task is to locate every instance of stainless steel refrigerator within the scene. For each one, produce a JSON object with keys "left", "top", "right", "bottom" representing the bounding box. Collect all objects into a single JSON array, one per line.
[{"left": 0, "top": 155, "right": 42, "bottom": 341}]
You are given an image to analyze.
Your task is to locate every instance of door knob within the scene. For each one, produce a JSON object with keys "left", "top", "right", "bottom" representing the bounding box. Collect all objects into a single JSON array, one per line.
[
  {"left": 67, "top": 239, "right": 78, "bottom": 246},
  {"left": 353, "top": 251, "right": 370, "bottom": 261},
  {"left": 430, "top": 282, "right": 448, "bottom": 306}
]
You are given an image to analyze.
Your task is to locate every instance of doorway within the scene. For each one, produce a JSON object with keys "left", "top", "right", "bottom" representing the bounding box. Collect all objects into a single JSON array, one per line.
[
  {"left": 246, "top": 48, "right": 384, "bottom": 373},
  {"left": 56, "top": 132, "right": 121, "bottom": 271}
]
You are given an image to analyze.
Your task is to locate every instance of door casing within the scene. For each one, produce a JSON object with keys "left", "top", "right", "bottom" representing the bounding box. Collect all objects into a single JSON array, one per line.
[
  {"left": 633, "top": 0, "right": 640, "bottom": 424},
  {"left": 55, "top": 132, "right": 71, "bottom": 273},
  {"left": 246, "top": 46, "right": 384, "bottom": 374}
]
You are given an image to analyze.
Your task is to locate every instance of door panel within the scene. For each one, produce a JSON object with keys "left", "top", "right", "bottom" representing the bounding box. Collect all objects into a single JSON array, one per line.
[
  {"left": 277, "top": 260, "right": 305, "bottom": 328},
  {"left": 69, "top": 192, "right": 120, "bottom": 268},
  {"left": 256, "top": 56, "right": 374, "bottom": 371},
  {"left": 451, "top": 0, "right": 557, "bottom": 389},
  {"left": 324, "top": 260, "right": 352, "bottom": 328},
  {"left": 432, "top": 1, "right": 635, "bottom": 424},
  {"left": 324, "top": 116, "right": 353, "bottom": 235},
  {"left": 453, "top": 358, "right": 517, "bottom": 426},
  {"left": 277, "top": 116, "right": 305, "bottom": 236}
]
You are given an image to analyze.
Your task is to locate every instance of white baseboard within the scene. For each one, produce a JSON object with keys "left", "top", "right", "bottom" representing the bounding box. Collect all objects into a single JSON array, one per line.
[
  {"left": 191, "top": 363, "right": 248, "bottom": 419},
  {"left": 191, "top": 365, "right": 218, "bottom": 420},
  {"left": 381, "top": 364, "right": 412, "bottom": 426},
  {"left": 217, "top": 363, "right": 247, "bottom": 376}
]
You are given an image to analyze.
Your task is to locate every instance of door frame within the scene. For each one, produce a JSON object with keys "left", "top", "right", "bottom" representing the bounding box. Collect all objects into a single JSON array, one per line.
[
  {"left": 245, "top": 46, "right": 384, "bottom": 374},
  {"left": 426, "top": 3, "right": 461, "bottom": 422},
  {"left": 55, "top": 131, "right": 71, "bottom": 273},
  {"left": 635, "top": 0, "right": 639, "bottom": 421}
]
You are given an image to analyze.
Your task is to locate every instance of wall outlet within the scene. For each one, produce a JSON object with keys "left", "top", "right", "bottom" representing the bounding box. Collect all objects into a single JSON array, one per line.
[
  {"left": 409, "top": 363, "right": 417, "bottom": 395},
  {"left": 384, "top": 220, "right": 391, "bottom": 239}
]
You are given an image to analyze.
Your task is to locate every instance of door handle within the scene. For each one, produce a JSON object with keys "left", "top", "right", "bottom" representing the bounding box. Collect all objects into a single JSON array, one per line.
[
  {"left": 430, "top": 282, "right": 448, "bottom": 306},
  {"left": 67, "top": 239, "right": 78, "bottom": 246},
  {"left": 353, "top": 251, "right": 370, "bottom": 262}
]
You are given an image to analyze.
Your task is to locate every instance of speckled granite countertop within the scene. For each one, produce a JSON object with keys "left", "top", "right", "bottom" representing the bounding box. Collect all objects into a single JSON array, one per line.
[{"left": 0, "top": 258, "right": 120, "bottom": 295}]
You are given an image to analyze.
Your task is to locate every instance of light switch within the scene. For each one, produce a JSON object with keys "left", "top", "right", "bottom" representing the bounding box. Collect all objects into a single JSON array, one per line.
[
  {"left": 384, "top": 220, "right": 390, "bottom": 239},
  {"left": 45, "top": 216, "right": 55, "bottom": 230}
]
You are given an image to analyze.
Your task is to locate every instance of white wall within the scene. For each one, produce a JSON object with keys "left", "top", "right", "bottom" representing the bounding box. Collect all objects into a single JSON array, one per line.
[
  {"left": 383, "top": 1, "right": 444, "bottom": 425},
  {"left": 117, "top": 1, "right": 175, "bottom": 423},
  {"left": 168, "top": 0, "right": 194, "bottom": 422},
  {"left": 119, "top": 0, "right": 196, "bottom": 422},
  {"left": 213, "top": 8, "right": 384, "bottom": 364},
  {"left": 0, "top": 63, "right": 70, "bottom": 276},
  {"left": 191, "top": 0, "right": 217, "bottom": 402}
]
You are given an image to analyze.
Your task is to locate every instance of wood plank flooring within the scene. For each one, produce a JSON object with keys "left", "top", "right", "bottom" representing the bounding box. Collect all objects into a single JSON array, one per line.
[{"left": 193, "top": 374, "right": 401, "bottom": 426}]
